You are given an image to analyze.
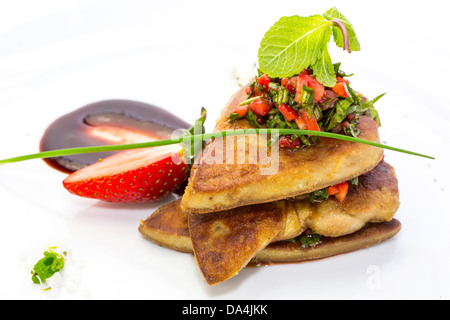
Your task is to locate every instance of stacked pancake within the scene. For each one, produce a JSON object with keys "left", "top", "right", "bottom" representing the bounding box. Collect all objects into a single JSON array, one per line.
[{"left": 138, "top": 85, "right": 400, "bottom": 285}]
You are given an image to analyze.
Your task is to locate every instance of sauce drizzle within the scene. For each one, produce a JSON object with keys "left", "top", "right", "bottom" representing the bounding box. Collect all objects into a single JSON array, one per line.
[{"left": 40, "top": 99, "right": 190, "bottom": 173}]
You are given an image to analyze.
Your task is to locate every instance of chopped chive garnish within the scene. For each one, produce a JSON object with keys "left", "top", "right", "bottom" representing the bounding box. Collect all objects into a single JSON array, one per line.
[{"left": 238, "top": 96, "right": 262, "bottom": 106}]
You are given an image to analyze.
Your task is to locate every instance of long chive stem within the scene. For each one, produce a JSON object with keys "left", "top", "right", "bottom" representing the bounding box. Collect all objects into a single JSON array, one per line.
[{"left": 0, "top": 129, "right": 434, "bottom": 166}]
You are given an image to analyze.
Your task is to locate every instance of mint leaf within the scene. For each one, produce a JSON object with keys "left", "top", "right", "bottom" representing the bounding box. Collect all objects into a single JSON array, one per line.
[
  {"left": 258, "top": 15, "right": 333, "bottom": 78},
  {"left": 323, "top": 7, "right": 361, "bottom": 51},
  {"left": 31, "top": 250, "right": 65, "bottom": 285},
  {"left": 312, "top": 45, "right": 337, "bottom": 87}
]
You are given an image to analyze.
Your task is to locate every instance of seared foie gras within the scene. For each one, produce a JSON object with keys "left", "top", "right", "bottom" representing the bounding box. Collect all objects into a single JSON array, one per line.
[
  {"left": 181, "top": 85, "right": 384, "bottom": 215},
  {"left": 140, "top": 161, "right": 399, "bottom": 285}
]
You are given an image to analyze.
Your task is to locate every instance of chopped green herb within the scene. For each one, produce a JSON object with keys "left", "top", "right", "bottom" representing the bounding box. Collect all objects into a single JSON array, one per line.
[
  {"left": 31, "top": 249, "right": 66, "bottom": 289},
  {"left": 300, "top": 135, "right": 312, "bottom": 147},
  {"left": 299, "top": 232, "right": 323, "bottom": 248},
  {"left": 343, "top": 121, "right": 361, "bottom": 138},
  {"left": 361, "top": 93, "right": 385, "bottom": 126},
  {"left": 183, "top": 107, "right": 208, "bottom": 165},
  {"left": 325, "top": 97, "right": 353, "bottom": 131},
  {"left": 238, "top": 95, "right": 261, "bottom": 106},
  {"left": 228, "top": 112, "right": 243, "bottom": 121},
  {"left": 309, "top": 188, "right": 329, "bottom": 202},
  {"left": 246, "top": 110, "right": 262, "bottom": 128},
  {"left": 334, "top": 62, "right": 354, "bottom": 78},
  {"left": 300, "top": 85, "right": 316, "bottom": 110}
]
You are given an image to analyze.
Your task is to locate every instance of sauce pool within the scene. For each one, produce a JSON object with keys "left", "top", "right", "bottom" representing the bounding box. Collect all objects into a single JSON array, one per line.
[{"left": 40, "top": 99, "right": 191, "bottom": 173}]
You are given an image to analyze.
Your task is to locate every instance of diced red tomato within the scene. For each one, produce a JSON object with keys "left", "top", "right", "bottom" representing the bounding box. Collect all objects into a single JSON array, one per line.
[
  {"left": 245, "top": 87, "right": 252, "bottom": 95},
  {"left": 288, "top": 76, "right": 298, "bottom": 87},
  {"left": 346, "top": 113, "right": 356, "bottom": 121},
  {"left": 286, "top": 77, "right": 297, "bottom": 93},
  {"left": 249, "top": 98, "right": 270, "bottom": 116},
  {"left": 232, "top": 104, "right": 249, "bottom": 117},
  {"left": 334, "top": 182, "right": 349, "bottom": 203},
  {"left": 327, "top": 185, "right": 339, "bottom": 196},
  {"left": 256, "top": 74, "right": 271, "bottom": 91},
  {"left": 300, "top": 69, "right": 311, "bottom": 75},
  {"left": 295, "top": 116, "right": 307, "bottom": 130},
  {"left": 327, "top": 181, "right": 349, "bottom": 203},
  {"left": 296, "top": 74, "right": 325, "bottom": 103},
  {"left": 281, "top": 76, "right": 296, "bottom": 94},
  {"left": 278, "top": 104, "right": 299, "bottom": 122},
  {"left": 307, "top": 80, "right": 325, "bottom": 103},
  {"left": 300, "top": 110, "right": 320, "bottom": 132},
  {"left": 332, "top": 81, "right": 349, "bottom": 98},
  {"left": 336, "top": 76, "right": 350, "bottom": 84},
  {"left": 342, "top": 121, "right": 352, "bottom": 129},
  {"left": 279, "top": 135, "right": 301, "bottom": 149},
  {"left": 294, "top": 91, "right": 302, "bottom": 105}
]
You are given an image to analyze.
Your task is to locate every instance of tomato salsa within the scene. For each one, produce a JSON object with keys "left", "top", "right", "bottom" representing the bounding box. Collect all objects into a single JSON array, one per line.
[
  {"left": 228, "top": 64, "right": 382, "bottom": 150},
  {"left": 228, "top": 63, "right": 384, "bottom": 203}
]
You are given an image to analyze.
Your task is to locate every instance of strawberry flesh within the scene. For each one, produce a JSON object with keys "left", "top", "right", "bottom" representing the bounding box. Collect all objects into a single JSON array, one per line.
[{"left": 63, "top": 144, "right": 188, "bottom": 203}]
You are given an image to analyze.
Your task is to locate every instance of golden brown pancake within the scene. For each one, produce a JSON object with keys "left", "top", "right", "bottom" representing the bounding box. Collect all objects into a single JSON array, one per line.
[
  {"left": 139, "top": 161, "right": 400, "bottom": 285},
  {"left": 188, "top": 201, "right": 286, "bottom": 285},
  {"left": 181, "top": 85, "right": 384, "bottom": 214},
  {"left": 251, "top": 220, "right": 401, "bottom": 265},
  {"left": 139, "top": 199, "right": 192, "bottom": 253},
  {"left": 139, "top": 202, "right": 400, "bottom": 266}
]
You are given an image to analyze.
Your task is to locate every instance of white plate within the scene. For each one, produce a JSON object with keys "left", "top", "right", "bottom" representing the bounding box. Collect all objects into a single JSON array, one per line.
[{"left": 0, "top": 0, "right": 449, "bottom": 300}]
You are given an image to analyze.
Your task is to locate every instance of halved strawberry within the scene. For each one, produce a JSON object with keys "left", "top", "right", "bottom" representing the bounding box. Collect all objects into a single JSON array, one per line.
[{"left": 63, "top": 144, "right": 188, "bottom": 203}]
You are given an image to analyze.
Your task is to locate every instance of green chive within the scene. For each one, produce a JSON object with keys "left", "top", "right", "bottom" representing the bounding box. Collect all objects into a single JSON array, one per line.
[
  {"left": 281, "top": 87, "right": 289, "bottom": 104},
  {"left": 238, "top": 96, "right": 261, "bottom": 106},
  {"left": 0, "top": 128, "right": 435, "bottom": 166}
]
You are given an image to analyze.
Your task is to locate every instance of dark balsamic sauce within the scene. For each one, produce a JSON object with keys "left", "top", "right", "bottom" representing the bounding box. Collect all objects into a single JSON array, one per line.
[{"left": 40, "top": 99, "right": 190, "bottom": 173}]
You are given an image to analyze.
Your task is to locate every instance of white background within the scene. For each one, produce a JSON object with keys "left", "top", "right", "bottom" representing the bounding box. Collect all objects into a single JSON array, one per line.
[{"left": 0, "top": 0, "right": 449, "bottom": 299}]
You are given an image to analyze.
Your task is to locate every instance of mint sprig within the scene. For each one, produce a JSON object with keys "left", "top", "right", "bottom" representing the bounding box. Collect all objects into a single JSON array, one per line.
[{"left": 257, "top": 7, "right": 360, "bottom": 86}]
